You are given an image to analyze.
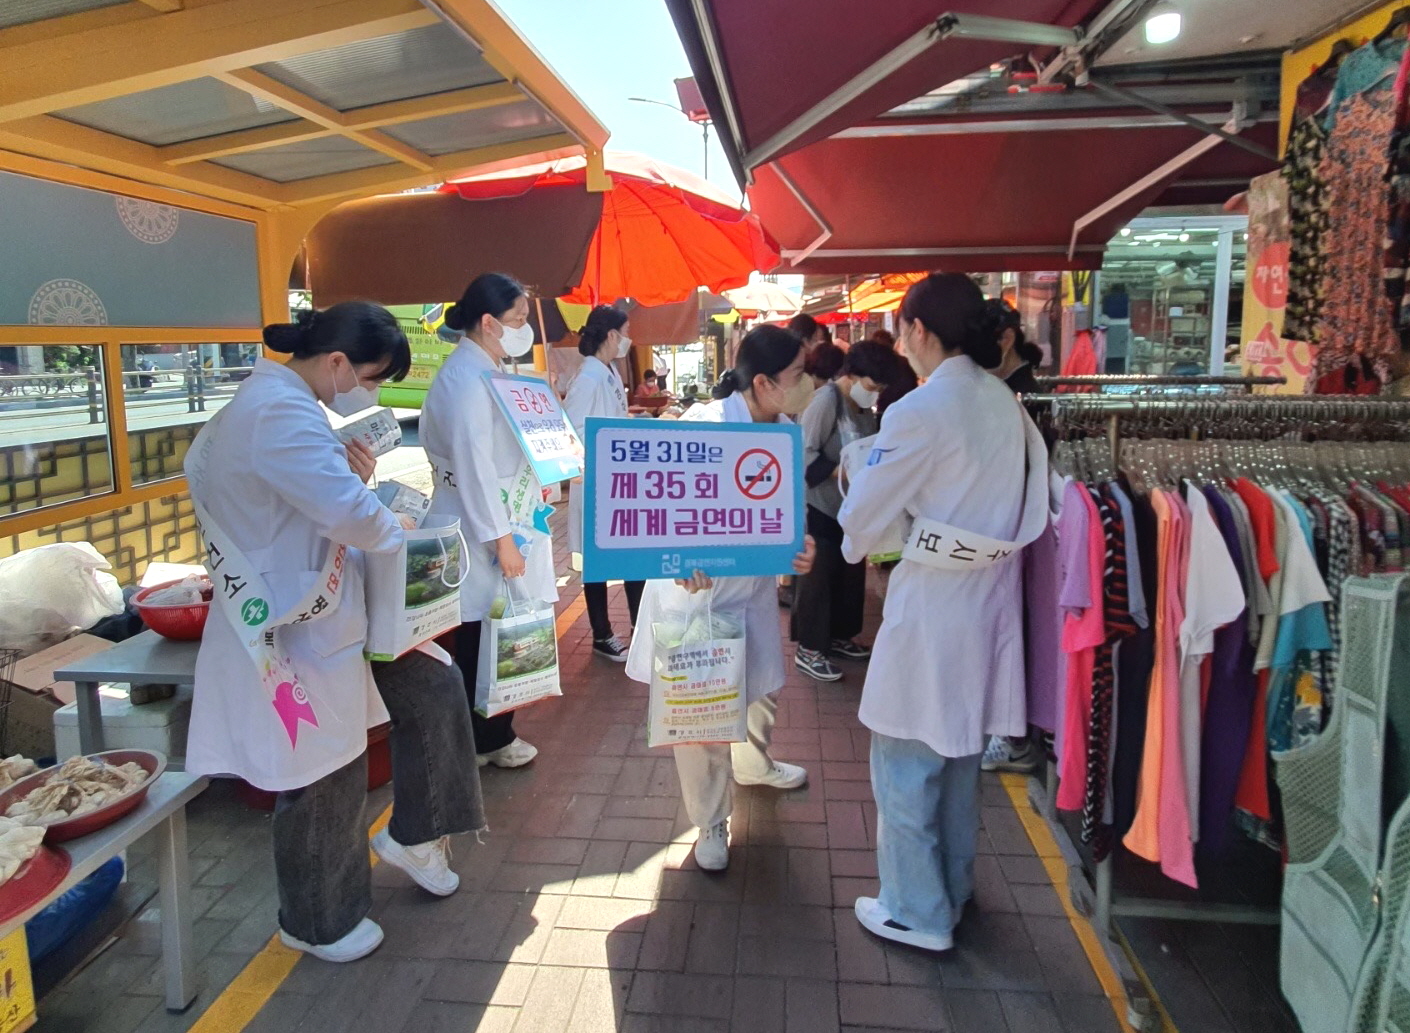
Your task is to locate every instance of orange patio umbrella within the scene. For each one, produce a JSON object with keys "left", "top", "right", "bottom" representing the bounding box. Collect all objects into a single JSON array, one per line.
[{"left": 441, "top": 151, "right": 779, "bottom": 308}]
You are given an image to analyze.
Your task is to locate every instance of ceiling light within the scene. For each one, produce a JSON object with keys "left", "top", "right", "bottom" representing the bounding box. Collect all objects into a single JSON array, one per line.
[
  {"left": 1120, "top": 227, "right": 1131, "bottom": 236},
  {"left": 1144, "top": 3, "right": 1182, "bottom": 45},
  {"left": 1179, "top": 232, "right": 1190, "bottom": 242}
]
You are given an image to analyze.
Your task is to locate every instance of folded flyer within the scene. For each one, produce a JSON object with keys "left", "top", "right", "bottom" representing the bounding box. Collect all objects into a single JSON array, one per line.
[
  {"left": 376, "top": 481, "right": 431, "bottom": 528},
  {"left": 336, "top": 407, "right": 402, "bottom": 458}
]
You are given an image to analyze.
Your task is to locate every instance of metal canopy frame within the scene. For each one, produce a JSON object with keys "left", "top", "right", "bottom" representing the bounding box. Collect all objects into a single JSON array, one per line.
[{"left": 0, "top": 0, "right": 611, "bottom": 212}]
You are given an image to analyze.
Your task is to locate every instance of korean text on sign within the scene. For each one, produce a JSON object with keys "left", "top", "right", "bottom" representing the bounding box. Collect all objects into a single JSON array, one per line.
[
  {"left": 582, "top": 418, "right": 804, "bottom": 582},
  {"left": 483, "top": 372, "right": 583, "bottom": 483}
]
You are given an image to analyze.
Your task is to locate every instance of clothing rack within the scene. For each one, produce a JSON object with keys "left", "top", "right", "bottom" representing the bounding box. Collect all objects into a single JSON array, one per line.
[
  {"left": 1032, "top": 374, "right": 1287, "bottom": 391},
  {"left": 1022, "top": 393, "right": 1410, "bottom": 1032}
]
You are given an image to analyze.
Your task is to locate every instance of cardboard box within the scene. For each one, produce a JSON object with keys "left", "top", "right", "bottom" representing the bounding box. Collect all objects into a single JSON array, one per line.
[{"left": 4, "top": 634, "right": 115, "bottom": 760}]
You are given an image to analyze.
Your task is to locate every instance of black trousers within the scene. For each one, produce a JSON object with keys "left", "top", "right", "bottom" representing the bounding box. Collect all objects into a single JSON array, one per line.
[
  {"left": 584, "top": 580, "right": 644, "bottom": 641},
  {"left": 791, "top": 507, "right": 866, "bottom": 653},
  {"left": 452, "top": 620, "right": 517, "bottom": 755}
]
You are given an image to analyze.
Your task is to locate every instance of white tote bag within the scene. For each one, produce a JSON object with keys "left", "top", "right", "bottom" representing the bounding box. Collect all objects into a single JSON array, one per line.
[
  {"left": 840, "top": 435, "right": 909, "bottom": 564},
  {"left": 647, "top": 590, "right": 747, "bottom": 748},
  {"left": 476, "top": 580, "right": 562, "bottom": 717},
  {"left": 363, "top": 516, "right": 466, "bottom": 661}
]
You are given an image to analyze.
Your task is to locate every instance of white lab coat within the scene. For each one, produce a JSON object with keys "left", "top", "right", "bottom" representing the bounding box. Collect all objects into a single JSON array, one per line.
[
  {"left": 838, "top": 355, "right": 1034, "bottom": 758},
  {"left": 421, "top": 339, "right": 558, "bottom": 620},
  {"left": 562, "top": 354, "right": 628, "bottom": 560},
  {"left": 184, "top": 359, "right": 402, "bottom": 792},
  {"left": 625, "top": 393, "right": 788, "bottom": 704}
]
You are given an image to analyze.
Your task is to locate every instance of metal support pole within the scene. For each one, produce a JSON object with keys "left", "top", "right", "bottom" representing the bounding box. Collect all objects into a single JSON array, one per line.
[
  {"left": 1086, "top": 79, "right": 1276, "bottom": 161},
  {"left": 1211, "top": 226, "right": 1235, "bottom": 375},
  {"left": 84, "top": 365, "right": 100, "bottom": 424}
]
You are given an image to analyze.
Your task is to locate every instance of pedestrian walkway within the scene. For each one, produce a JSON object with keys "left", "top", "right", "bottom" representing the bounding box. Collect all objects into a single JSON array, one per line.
[{"left": 32, "top": 524, "right": 1133, "bottom": 1033}]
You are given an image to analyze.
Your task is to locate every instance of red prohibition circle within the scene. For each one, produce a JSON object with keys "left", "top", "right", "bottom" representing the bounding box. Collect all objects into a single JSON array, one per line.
[{"left": 735, "top": 448, "right": 782, "bottom": 500}]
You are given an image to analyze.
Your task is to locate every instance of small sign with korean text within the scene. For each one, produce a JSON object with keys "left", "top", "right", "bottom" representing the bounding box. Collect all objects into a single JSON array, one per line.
[
  {"left": 484, "top": 372, "right": 583, "bottom": 484},
  {"left": 0, "top": 927, "right": 34, "bottom": 1033},
  {"left": 582, "top": 418, "right": 804, "bottom": 582}
]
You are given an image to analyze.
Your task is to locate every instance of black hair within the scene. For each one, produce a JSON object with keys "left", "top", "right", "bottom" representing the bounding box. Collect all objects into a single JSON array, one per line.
[
  {"left": 787, "top": 313, "right": 821, "bottom": 342},
  {"left": 870, "top": 329, "right": 895, "bottom": 349},
  {"left": 841, "top": 339, "right": 896, "bottom": 384},
  {"left": 900, "top": 273, "right": 1002, "bottom": 369},
  {"left": 578, "top": 305, "right": 628, "bottom": 357},
  {"left": 986, "top": 298, "right": 1044, "bottom": 368},
  {"left": 806, "top": 341, "right": 846, "bottom": 381},
  {"left": 712, "top": 324, "right": 804, "bottom": 399},
  {"left": 263, "top": 301, "right": 411, "bottom": 381},
  {"left": 444, "top": 272, "right": 526, "bottom": 334},
  {"left": 643, "top": 369, "right": 657, "bottom": 382}
]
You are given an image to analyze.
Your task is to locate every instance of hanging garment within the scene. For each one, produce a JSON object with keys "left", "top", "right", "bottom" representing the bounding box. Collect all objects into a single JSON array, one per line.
[
  {"left": 1112, "top": 489, "right": 1160, "bottom": 838},
  {"left": 1314, "top": 90, "right": 1404, "bottom": 384},
  {"left": 1285, "top": 113, "right": 1332, "bottom": 344},
  {"left": 1278, "top": 574, "right": 1410, "bottom": 1033}
]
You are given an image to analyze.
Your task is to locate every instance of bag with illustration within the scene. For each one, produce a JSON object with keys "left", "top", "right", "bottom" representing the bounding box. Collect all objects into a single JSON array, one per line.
[
  {"left": 647, "top": 588, "right": 747, "bottom": 748},
  {"left": 363, "top": 516, "right": 465, "bottom": 661},
  {"left": 476, "top": 580, "right": 561, "bottom": 717}
]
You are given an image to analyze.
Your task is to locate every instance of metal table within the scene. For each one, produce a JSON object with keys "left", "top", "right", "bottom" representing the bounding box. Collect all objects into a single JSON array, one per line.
[
  {"left": 53, "top": 632, "right": 198, "bottom": 755},
  {"left": 1, "top": 772, "right": 208, "bottom": 1012}
]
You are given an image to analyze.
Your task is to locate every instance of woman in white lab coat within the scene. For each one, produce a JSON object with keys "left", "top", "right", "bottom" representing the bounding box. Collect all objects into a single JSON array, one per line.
[
  {"left": 838, "top": 274, "right": 1048, "bottom": 953},
  {"left": 186, "top": 302, "right": 485, "bottom": 965},
  {"left": 626, "top": 325, "right": 817, "bottom": 872},
  {"left": 563, "top": 305, "right": 643, "bottom": 659},
  {"left": 422, "top": 273, "right": 554, "bottom": 768}
]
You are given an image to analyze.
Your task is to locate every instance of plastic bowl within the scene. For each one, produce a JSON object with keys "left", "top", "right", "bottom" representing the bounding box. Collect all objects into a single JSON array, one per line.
[
  {"left": 0, "top": 750, "right": 167, "bottom": 843},
  {"left": 133, "top": 578, "right": 212, "bottom": 641}
]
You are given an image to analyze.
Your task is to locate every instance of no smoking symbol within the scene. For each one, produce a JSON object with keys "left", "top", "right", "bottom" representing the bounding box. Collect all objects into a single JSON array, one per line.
[{"left": 735, "top": 448, "right": 781, "bottom": 500}]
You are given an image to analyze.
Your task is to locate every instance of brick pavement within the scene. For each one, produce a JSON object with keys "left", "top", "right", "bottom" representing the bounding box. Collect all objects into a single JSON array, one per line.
[{"left": 31, "top": 512, "right": 1127, "bottom": 1033}]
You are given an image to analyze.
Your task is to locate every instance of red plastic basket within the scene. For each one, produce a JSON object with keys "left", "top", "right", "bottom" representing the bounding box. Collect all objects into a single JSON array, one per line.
[{"left": 132, "top": 578, "right": 212, "bottom": 641}]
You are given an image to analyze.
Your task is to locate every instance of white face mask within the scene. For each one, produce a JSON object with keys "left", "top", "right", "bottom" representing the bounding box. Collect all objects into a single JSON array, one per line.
[
  {"left": 849, "top": 381, "right": 879, "bottom": 409},
  {"left": 329, "top": 362, "right": 378, "bottom": 417},
  {"left": 496, "top": 320, "right": 536, "bottom": 360},
  {"left": 615, "top": 333, "right": 633, "bottom": 359}
]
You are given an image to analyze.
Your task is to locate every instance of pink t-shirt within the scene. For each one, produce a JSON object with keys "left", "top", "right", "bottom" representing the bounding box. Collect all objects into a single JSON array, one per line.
[
  {"left": 1154, "top": 493, "right": 1196, "bottom": 885},
  {"left": 1056, "top": 486, "right": 1107, "bottom": 812}
]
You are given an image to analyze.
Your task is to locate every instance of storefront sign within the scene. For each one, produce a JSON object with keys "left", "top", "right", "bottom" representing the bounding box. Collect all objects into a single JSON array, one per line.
[
  {"left": 1239, "top": 171, "right": 1311, "bottom": 393},
  {"left": 484, "top": 372, "right": 583, "bottom": 484},
  {"left": 581, "top": 418, "right": 804, "bottom": 582}
]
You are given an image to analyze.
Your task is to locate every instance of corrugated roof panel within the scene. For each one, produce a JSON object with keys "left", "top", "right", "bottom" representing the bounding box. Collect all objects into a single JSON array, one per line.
[
  {"left": 211, "top": 137, "right": 396, "bottom": 183},
  {"left": 0, "top": 0, "right": 125, "bottom": 29},
  {"left": 252, "top": 22, "right": 505, "bottom": 112},
  {"left": 54, "top": 77, "right": 297, "bottom": 146},
  {"left": 380, "top": 99, "right": 563, "bottom": 157}
]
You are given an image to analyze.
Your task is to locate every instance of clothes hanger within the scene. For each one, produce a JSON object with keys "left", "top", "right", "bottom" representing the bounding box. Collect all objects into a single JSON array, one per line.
[
  {"left": 1320, "top": 37, "right": 1358, "bottom": 73},
  {"left": 1376, "top": 8, "right": 1410, "bottom": 44}
]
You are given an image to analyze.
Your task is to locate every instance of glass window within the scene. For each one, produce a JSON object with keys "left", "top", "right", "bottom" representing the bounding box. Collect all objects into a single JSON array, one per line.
[
  {"left": 0, "top": 345, "right": 113, "bottom": 516},
  {"left": 122, "top": 343, "right": 255, "bottom": 486}
]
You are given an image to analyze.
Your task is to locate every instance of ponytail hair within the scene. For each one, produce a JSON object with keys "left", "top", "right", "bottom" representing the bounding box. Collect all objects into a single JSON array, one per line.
[
  {"left": 444, "top": 272, "right": 525, "bottom": 334},
  {"left": 899, "top": 273, "right": 1002, "bottom": 369},
  {"left": 712, "top": 324, "right": 804, "bottom": 399},
  {"left": 263, "top": 301, "right": 410, "bottom": 381},
  {"left": 577, "top": 305, "right": 628, "bottom": 357}
]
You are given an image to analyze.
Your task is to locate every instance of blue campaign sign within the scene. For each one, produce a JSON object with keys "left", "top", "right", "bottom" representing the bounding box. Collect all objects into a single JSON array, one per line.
[
  {"left": 581, "top": 417, "right": 805, "bottom": 583},
  {"left": 483, "top": 372, "right": 583, "bottom": 484}
]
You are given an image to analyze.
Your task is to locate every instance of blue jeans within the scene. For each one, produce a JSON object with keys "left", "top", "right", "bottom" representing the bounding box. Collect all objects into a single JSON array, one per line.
[{"left": 870, "top": 733, "right": 982, "bottom": 938}]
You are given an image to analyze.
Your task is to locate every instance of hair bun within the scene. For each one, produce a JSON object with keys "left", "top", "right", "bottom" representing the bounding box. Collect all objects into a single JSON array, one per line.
[
  {"left": 711, "top": 368, "right": 742, "bottom": 400},
  {"left": 443, "top": 303, "right": 465, "bottom": 333},
  {"left": 262, "top": 321, "right": 304, "bottom": 354}
]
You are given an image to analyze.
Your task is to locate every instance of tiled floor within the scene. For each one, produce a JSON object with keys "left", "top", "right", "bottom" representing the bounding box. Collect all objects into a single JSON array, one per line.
[{"left": 28, "top": 503, "right": 1136, "bottom": 1033}]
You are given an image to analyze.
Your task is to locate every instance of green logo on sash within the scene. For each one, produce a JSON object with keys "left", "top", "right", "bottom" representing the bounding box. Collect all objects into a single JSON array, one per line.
[{"left": 241, "top": 598, "right": 269, "bottom": 626}]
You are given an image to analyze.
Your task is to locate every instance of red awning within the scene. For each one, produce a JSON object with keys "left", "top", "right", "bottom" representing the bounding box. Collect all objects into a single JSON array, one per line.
[
  {"left": 748, "top": 119, "right": 1277, "bottom": 275},
  {"left": 667, "top": 0, "right": 1108, "bottom": 178}
]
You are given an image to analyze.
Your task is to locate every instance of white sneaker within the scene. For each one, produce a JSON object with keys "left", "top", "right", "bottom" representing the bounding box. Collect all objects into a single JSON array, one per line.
[
  {"left": 854, "top": 897, "right": 953, "bottom": 953},
  {"left": 372, "top": 829, "right": 458, "bottom": 897},
  {"left": 279, "top": 917, "right": 384, "bottom": 963},
  {"left": 476, "top": 737, "right": 538, "bottom": 769},
  {"left": 694, "top": 821, "right": 730, "bottom": 871},
  {"left": 735, "top": 761, "right": 808, "bottom": 790}
]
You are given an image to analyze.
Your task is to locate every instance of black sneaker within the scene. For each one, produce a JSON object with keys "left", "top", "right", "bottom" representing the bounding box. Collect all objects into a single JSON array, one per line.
[
  {"left": 795, "top": 647, "right": 843, "bottom": 682},
  {"left": 831, "top": 639, "right": 872, "bottom": 661},
  {"left": 593, "top": 636, "right": 629, "bottom": 662}
]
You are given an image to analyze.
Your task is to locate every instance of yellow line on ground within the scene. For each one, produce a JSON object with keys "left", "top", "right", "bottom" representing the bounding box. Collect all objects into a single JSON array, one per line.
[
  {"left": 188, "top": 593, "right": 591, "bottom": 1032},
  {"left": 999, "top": 773, "right": 1141, "bottom": 1033}
]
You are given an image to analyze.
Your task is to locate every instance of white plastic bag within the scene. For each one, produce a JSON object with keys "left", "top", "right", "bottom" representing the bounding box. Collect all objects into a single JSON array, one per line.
[
  {"left": 476, "top": 579, "right": 561, "bottom": 718},
  {"left": 647, "top": 589, "right": 747, "bottom": 748},
  {"left": 0, "top": 543, "right": 124, "bottom": 654},
  {"left": 840, "top": 435, "right": 909, "bottom": 564}
]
